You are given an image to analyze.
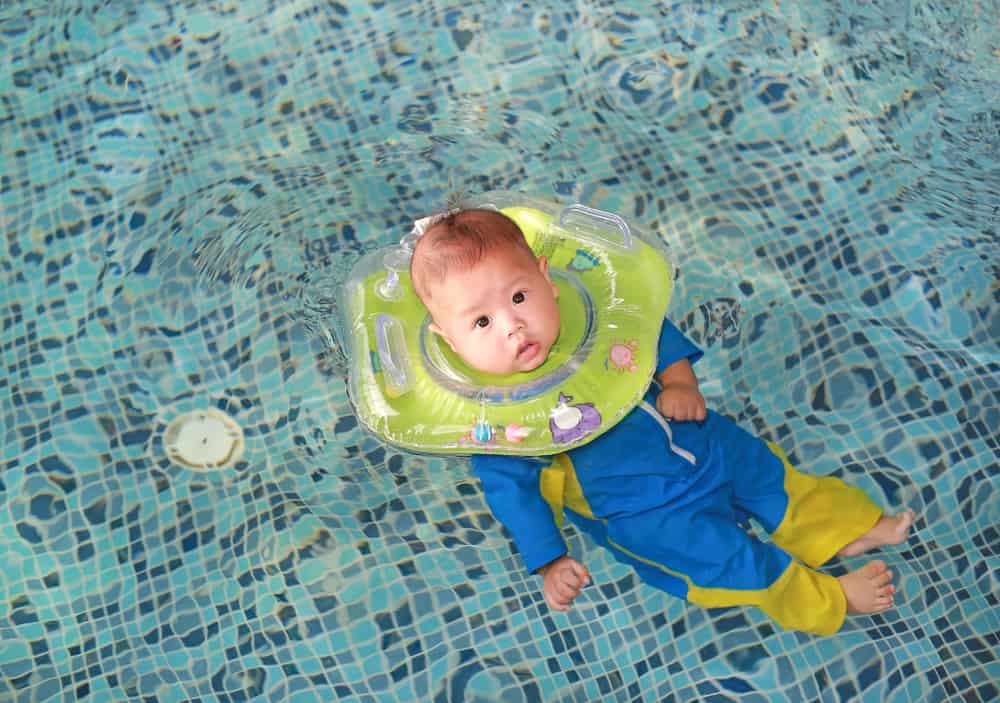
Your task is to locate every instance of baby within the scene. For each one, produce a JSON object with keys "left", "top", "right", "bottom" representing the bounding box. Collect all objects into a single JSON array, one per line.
[{"left": 409, "top": 208, "right": 915, "bottom": 635}]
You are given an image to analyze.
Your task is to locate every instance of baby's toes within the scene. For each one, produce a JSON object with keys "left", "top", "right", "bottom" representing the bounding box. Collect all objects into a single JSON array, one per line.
[
  {"left": 897, "top": 510, "right": 916, "bottom": 535},
  {"left": 873, "top": 569, "right": 893, "bottom": 587},
  {"left": 877, "top": 583, "right": 896, "bottom": 598},
  {"left": 860, "top": 559, "right": 888, "bottom": 579}
]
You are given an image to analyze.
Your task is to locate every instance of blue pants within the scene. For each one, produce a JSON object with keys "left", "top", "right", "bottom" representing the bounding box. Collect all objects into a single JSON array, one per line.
[{"left": 546, "top": 412, "right": 882, "bottom": 635}]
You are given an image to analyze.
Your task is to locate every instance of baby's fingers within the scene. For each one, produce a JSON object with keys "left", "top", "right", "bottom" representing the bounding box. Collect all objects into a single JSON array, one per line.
[
  {"left": 547, "top": 595, "right": 571, "bottom": 612},
  {"left": 567, "top": 560, "right": 591, "bottom": 586},
  {"left": 545, "top": 584, "right": 573, "bottom": 611},
  {"left": 555, "top": 578, "right": 581, "bottom": 602},
  {"left": 683, "top": 397, "right": 706, "bottom": 421},
  {"left": 665, "top": 397, "right": 706, "bottom": 422},
  {"left": 655, "top": 394, "right": 674, "bottom": 418},
  {"left": 692, "top": 396, "right": 707, "bottom": 421}
]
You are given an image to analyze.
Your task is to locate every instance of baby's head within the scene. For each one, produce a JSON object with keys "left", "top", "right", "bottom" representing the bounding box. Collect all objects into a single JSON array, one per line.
[{"left": 410, "top": 209, "right": 560, "bottom": 376}]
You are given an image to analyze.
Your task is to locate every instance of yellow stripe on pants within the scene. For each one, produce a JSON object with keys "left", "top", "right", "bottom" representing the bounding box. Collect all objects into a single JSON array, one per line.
[{"left": 767, "top": 442, "right": 883, "bottom": 568}]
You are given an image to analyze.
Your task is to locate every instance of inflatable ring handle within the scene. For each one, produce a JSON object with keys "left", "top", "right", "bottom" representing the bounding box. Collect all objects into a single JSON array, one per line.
[
  {"left": 375, "top": 314, "right": 412, "bottom": 395},
  {"left": 559, "top": 204, "right": 633, "bottom": 251}
]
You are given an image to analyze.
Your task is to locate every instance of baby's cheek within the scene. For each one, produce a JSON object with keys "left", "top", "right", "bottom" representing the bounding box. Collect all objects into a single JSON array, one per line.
[{"left": 478, "top": 337, "right": 513, "bottom": 374}]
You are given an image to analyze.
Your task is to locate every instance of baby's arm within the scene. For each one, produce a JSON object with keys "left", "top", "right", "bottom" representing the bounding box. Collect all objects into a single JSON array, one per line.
[
  {"left": 538, "top": 555, "right": 590, "bottom": 611},
  {"left": 655, "top": 357, "right": 706, "bottom": 421}
]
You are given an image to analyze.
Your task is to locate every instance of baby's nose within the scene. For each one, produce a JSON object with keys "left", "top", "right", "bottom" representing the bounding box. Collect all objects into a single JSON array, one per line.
[{"left": 505, "top": 314, "right": 525, "bottom": 337}]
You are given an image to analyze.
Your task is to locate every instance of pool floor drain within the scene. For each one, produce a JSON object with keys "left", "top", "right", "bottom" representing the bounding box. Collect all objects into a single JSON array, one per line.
[{"left": 164, "top": 408, "right": 245, "bottom": 471}]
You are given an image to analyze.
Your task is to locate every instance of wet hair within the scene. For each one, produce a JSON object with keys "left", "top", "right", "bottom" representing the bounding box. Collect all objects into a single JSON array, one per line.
[{"left": 409, "top": 208, "right": 535, "bottom": 304}]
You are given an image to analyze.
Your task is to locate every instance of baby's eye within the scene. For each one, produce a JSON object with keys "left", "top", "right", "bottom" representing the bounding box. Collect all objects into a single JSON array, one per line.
[
  {"left": 512, "top": 291, "right": 525, "bottom": 304},
  {"left": 475, "top": 316, "right": 490, "bottom": 328}
]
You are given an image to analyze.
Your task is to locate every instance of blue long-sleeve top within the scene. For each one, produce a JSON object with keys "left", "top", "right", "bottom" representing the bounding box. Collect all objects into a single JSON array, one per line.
[{"left": 471, "top": 319, "right": 703, "bottom": 573}]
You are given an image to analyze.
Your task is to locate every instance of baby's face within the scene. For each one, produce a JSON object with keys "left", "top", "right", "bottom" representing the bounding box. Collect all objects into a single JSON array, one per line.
[{"left": 424, "top": 245, "right": 560, "bottom": 375}]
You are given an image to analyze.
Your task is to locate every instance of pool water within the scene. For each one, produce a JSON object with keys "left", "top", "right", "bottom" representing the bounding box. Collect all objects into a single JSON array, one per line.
[{"left": 1, "top": 1, "right": 998, "bottom": 701}]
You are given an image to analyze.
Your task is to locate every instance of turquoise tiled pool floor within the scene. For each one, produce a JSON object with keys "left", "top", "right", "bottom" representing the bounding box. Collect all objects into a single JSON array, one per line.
[{"left": 1, "top": 1, "right": 998, "bottom": 701}]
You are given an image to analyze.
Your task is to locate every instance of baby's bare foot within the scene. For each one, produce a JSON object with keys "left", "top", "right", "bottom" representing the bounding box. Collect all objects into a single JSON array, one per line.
[
  {"left": 838, "top": 509, "right": 915, "bottom": 557},
  {"left": 838, "top": 560, "right": 895, "bottom": 614}
]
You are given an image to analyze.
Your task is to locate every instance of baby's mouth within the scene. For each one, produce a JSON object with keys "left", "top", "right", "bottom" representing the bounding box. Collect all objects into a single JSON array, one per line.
[{"left": 517, "top": 341, "right": 540, "bottom": 362}]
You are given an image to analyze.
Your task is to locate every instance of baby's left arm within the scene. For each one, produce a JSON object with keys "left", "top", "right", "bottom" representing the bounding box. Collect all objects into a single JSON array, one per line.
[{"left": 655, "top": 358, "right": 706, "bottom": 421}]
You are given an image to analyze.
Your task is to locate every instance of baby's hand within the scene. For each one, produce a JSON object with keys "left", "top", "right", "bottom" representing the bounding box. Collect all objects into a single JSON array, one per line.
[
  {"left": 656, "top": 384, "right": 707, "bottom": 422},
  {"left": 539, "top": 556, "right": 590, "bottom": 612}
]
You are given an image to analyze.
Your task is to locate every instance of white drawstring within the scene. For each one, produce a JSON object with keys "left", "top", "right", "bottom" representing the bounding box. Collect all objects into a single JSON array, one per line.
[{"left": 638, "top": 401, "right": 697, "bottom": 465}]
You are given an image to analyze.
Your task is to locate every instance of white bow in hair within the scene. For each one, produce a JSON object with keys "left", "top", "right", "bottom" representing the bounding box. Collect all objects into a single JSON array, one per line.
[{"left": 410, "top": 208, "right": 460, "bottom": 238}]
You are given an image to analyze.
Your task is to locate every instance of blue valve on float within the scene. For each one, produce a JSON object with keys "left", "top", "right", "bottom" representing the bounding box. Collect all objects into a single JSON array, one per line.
[
  {"left": 472, "top": 391, "right": 494, "bottom": 443},
  {"left": 473, "top": 420, "right": 494, "bottom": 443}
]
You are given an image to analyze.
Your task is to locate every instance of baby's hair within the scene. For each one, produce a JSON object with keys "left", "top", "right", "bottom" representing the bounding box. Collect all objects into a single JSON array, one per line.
[{"left": 409, "top": 209, "right": 535, "bottom": 303}]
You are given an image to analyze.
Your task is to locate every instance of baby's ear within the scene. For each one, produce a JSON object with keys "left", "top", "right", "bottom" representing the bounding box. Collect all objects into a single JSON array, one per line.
[
  {"left": 428, "top": 322, "right": 457, "bottom": 352},
  {"left": 537, "top": 256, "right": 559, "bottom": 299}
]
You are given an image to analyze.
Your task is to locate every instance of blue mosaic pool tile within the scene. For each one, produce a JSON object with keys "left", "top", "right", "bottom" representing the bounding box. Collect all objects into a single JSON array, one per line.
[{"left": 2, "top": 0, "right": 999, "bottom": 701}]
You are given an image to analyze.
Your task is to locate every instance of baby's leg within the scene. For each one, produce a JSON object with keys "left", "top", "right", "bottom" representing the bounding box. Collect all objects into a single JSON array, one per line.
[
  {"left": 745, "top": 442, "right": 907, "bottom": 568},
  {"left": 838, "top": 510, "right": 915, "bottom": 557},
  {"left": 839, "top": 560, "right": 896, "bottom": 614},
  {"left": 716, "top": 420, "right": 893, "bottom": 568},
  {"left": 606, "top": 505, "right": 855, "bottom": 635}
]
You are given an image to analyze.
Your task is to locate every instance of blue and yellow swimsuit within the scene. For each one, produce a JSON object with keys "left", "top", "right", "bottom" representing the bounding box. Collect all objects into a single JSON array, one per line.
[{"left": 471, "top": 320, "right": 882, "bottom": 635}]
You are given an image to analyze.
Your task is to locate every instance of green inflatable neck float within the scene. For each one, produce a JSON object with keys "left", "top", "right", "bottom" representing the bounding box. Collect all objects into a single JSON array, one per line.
[{"left": 342, "top": 191, "right": 675, "bottom": 455}]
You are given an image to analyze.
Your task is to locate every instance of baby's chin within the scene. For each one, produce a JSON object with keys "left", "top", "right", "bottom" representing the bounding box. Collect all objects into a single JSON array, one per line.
[{"left": 465, "top": 346, "right": 552, "bottom": 376}]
